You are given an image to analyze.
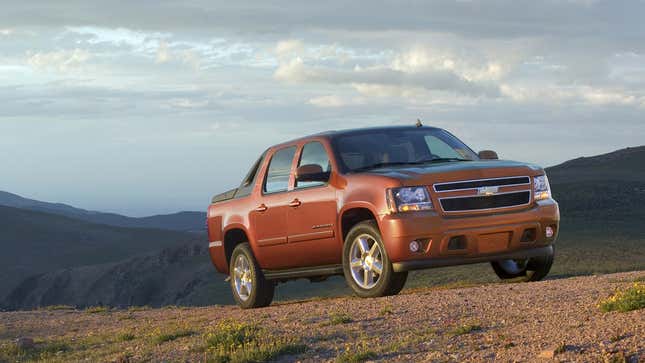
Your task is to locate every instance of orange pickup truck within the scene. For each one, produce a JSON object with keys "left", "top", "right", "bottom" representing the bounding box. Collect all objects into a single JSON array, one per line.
[{"left": 207, "top": 125, "right": 559, "bottom": 308}]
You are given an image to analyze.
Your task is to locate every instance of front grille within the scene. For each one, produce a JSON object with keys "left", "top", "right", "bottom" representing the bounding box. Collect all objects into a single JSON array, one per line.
[
  {"left": 434, "top": 176, "right": 530, "bottom": 192},
  {"left": 440, "top": 191, "right": 531, "bottom": 212}
]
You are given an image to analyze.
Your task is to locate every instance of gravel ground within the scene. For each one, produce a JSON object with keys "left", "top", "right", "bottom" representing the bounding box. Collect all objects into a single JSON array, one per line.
[{"left": 1, "top": 271, "right": 643, "bottom": 362}]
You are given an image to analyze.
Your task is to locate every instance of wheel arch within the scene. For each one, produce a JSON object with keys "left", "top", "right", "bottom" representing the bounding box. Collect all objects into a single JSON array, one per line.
[
  {"left": 339, "top": 204, "right": 380, "bottom": 243},
  {"left": 223, "top": 225, "right": 252, "bottom": 271}
]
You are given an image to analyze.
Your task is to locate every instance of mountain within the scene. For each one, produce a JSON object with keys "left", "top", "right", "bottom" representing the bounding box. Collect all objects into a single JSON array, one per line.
[
  {"left": 3, "top": 146, "right": 644, "bottom": 310},
  {"left": 2, "top": 243, "right": 227, "bottom": 309},
  {"left": 547, "top": 145, "right": 645, "bottom": 182},
  {"left": 0, "top": 191, "right": 206, "bottom": 232},
  {"left": 0, "top": 205, "right": 201, "bottom": 300},
  {"left": 547, "top": 146, "right": 645, "bottom": 221}
]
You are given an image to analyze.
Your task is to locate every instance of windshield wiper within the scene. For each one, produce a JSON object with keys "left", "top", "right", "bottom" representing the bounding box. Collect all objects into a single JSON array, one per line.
[
  {"left": 352, "top": 158, "right": 470, "bottom": 172},
  {"left": 352, "top": 161, "right": 418, "bottom": 172},
  {"left": 422, "top": 157, "right": 471, "bottom": 163}
]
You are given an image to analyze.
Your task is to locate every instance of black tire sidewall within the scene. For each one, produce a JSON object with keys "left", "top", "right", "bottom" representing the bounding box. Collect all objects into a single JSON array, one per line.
[
  {"left": 229, "top": 243, "right": 273, "bottom": 309},
  {"left": 491, "top": 245, "right": 555, "bottom": 282}
]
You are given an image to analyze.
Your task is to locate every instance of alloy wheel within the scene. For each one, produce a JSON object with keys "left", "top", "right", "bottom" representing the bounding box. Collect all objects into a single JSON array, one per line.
[
  {"left": 233, "top": 254, "right": 252, "bottom": 301},
  {"left": 349, "top": 234, "right": 384, "bottom": 289}
]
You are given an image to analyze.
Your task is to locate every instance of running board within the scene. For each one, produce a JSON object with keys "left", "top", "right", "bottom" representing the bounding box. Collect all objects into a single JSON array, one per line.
[{"left": 262, "top": 264, "right": 343, "bottom": 280}]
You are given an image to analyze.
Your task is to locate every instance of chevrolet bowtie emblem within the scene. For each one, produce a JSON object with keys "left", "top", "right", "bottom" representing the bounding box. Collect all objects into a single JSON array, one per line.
[{"left": 477, "top": 186, "right": 499, "bottom": 196}]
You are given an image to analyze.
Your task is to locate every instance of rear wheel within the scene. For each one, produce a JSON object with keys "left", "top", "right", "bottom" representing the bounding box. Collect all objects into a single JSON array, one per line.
[
  {"left": 342, "top": 221, "right": 408, "bottom": 298},
  {"left": 229, "top": 243, "right": 274, "bottom": 309},
  {"left": 491, "top": 246, "right": 554, "bottom": 282}
]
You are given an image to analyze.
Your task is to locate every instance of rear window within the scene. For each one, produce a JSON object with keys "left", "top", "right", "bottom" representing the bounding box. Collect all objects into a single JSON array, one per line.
[{"left": 263, "top": 146, "right": 296, "bottom": 193}]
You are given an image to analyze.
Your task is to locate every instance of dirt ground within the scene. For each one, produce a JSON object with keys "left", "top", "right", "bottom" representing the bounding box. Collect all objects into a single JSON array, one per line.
[{"left": 1, "top": 271, "right": 643, "bottom": 362}]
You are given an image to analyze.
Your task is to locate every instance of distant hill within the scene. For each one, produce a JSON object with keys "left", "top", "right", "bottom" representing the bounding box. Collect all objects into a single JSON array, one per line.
[
  {"left": 3, "top": 146, "right": 644, "bottom": 310},
  {"left": 547, "top": 145, "right": 645, "bottom": 182},
  {"left": 0, "top": 205, "right": 201, "bottom": 300},
  {"left": 547, "top": 146, "right": 645, "bottom": 220},
  {"left": 0, "top": 191, "right": 206, "bottom": 232},
  {"left": 2, "top": 243, "right": 227, "bottom": 309}
]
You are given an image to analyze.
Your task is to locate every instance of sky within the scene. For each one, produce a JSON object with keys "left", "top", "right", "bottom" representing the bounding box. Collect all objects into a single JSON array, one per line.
[{"left": 1, "top": 1, "right": 644, "bottom": 216}]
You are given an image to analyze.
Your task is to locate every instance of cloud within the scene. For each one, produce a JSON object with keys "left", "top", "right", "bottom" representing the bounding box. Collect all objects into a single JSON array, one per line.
[
  {"left": 154, "top": 41, "right": 201, "bottom": 69},
  {"left": 1, "top": 1, "right": 645, "bottom": 214},
  {"left": 26, "top": 49, "right": 91, "bottom": 72},
  {"left": 274, "top": 55, "right": 501, "bottom": 98},
  {"left": 308, "top": 95, "right": 366, "bottom": 108},
  {"left": 500, "top": 84, "right": 645, "bottom": 108},
  {"left": 275, "top": 39, "right": 303, "bottom": 58}
]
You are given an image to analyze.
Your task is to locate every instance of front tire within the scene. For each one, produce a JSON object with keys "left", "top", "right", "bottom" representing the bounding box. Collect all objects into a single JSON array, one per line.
[
  {"left": 342, "top": 221, "right": 408, "bottom": 298},
  {"left": 491, "top": 246, "right": 555, "bottom": 282},
  {"left": 229, "top": 243, "right": 274, "bottom": 309}
]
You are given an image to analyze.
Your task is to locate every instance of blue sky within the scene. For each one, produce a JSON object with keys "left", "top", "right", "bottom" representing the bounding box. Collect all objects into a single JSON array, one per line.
[{"left": 1, "top": 1, "right": 644, "bottom": 216}]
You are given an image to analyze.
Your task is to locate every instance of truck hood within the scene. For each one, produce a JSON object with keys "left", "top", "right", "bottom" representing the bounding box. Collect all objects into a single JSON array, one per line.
[{"left": 362, "top": 160, "right": 543, "bottom": 185}]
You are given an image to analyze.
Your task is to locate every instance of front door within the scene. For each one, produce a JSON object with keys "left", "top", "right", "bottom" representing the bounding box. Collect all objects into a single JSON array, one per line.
[{"left": 286, "top": 141, "right": 340, "bottom": 267}]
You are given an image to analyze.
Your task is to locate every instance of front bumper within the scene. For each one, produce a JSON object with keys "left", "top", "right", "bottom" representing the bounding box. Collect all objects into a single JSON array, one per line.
[
  {"left": 378, "top": 199, "right": 560, "bottom": 268},
  {"left": 392, "top": 245, "right": 553, "bottom": 272}
]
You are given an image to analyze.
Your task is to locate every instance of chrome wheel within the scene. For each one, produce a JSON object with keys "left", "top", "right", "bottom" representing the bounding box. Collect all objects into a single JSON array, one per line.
[
  {"left": 349, "top": 234, "right": 384, "bottom": 289},
  {"left": 233, "top": 254, "right": 252, "bottom": 301},
  {"left": 497, "top": 259, "right": 528, "bottom": 275}
]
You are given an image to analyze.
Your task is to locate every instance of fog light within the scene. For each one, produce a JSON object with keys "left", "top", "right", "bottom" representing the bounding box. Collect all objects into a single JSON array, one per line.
[
  {"left": 545, "top": 226, "right": 554, "bottom": 238},
  {"left": 409, "top": 240, "right": 420, "bottom": 252}
]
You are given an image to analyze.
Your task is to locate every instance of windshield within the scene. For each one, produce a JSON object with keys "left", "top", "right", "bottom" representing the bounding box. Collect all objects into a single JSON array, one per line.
[{"left": 332, "top": 128, "right": 478, "bottom": 173}]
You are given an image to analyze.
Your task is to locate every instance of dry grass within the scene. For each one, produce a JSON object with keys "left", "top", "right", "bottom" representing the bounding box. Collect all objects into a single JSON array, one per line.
[
  {"left": 598, "top": 282, "right": 645, "bottom": 313},
  {"left": 203, "top": 320, "right": 306, "bottom": 363}
]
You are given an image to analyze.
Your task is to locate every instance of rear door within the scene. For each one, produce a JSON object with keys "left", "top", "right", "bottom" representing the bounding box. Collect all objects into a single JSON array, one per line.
[
  {"left": 286, "top": 141, "right": 340, "bottom": 267},
  {"left": 250, "top": 146, "right": 297, "bottom": 269}
]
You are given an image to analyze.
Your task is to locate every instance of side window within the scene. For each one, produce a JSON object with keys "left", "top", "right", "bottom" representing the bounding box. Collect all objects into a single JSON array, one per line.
[
  {"left": 263, "top": 146, "right": 297, "bottom": 194},
  {"left": 424, "top": 135, "right": 463, "bottom": 159},
  {"left": 236, "top": 153, "right": 265, "bottom": 197},
  {"left": 296, "top": 142, "right": 331, "bottom": 189}
]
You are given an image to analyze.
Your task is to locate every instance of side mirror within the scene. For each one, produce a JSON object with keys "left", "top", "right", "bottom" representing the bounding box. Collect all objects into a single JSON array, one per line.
[
  {"left": 478, "top": 150, "right": 499, "bottom": 160},
  {"left": 295, "top": 164, "right": 329, "bottom": 183}
]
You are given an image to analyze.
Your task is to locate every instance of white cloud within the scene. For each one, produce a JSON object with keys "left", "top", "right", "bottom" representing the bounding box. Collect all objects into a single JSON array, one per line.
[
  {"left": 154, "top": 40, "right": 201, "bottom": 70},
  {"left": 156, "top": 41, "right": 170, "bottom": 63},
  {"left": 274, "top": 53, "right": 501, "bottom": 98},
  {"left": 0, "top": 29, "right": 13, "bottom": 36},
  {"left": 275, "top": 39, "right": 303, "bottom": 58},
  {"left": 26, "top": 49, "right": 91, "bottom": 72},
  {"left": 500, "top": 84, "right": 645, "bottom": 107},
  {"left": 308, "top": 95, "right": 366, "bottom": 108}
]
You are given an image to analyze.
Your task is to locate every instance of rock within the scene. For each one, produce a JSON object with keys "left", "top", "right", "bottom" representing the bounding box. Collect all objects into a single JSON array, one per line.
[
  {"left": 15, "top": 337, "right": 34, "bottom": 350},
  {"left": 538, "top": 349, "right": 555, "bottom": 359}
]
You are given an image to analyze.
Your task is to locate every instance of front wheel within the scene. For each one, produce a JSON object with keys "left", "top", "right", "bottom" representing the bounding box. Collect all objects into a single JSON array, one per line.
[
  {"left": 491, "top": 246, "right": 554, "bottom": 282},
  {"left": 342, "top": 221, "right": 408, "bottom": 298},
  {"left": 229, "top": 243, "right": 274, "bottom": 309}
]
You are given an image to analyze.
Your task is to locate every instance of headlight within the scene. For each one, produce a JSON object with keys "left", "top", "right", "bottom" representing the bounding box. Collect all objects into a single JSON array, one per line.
[
  {"left": 387, "top": 186, "right": 434, "bottom": 212},
  {"left": 534, "top": 175, "right": 551, "bottom": 201}
]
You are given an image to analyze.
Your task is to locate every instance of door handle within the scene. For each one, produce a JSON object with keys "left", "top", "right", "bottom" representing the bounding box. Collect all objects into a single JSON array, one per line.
[
  {"left": 255, "top": 204, "right": 268, "bottom": 212},
  {"left": 289, "top": 199, "right": 301, "bottom": 208}
]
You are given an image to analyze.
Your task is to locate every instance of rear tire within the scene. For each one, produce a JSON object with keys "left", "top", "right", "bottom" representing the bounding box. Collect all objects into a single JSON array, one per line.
[
  {"left": 491, "top": 246, "right": 554, "bottom": 282},
  {"left": 229, "top": 243, "right": 274, "bottom": 309},
  {"left": 342, "top": 221, "right": 408, "bottom": 298}
]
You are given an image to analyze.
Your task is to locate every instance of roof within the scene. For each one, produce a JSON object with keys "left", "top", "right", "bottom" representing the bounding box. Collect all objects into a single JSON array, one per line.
[{"left": 271, "top": 125, "right": 443, "bottom": 149}]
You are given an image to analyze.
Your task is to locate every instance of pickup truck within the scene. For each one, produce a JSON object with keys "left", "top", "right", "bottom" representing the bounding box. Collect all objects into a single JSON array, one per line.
[{"left": 207, "top": 125, "right": 559, "bottom": 308}]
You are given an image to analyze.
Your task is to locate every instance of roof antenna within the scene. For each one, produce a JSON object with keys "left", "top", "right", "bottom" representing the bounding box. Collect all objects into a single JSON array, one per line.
[{"left": 415, "top": 118, "right": 423, "bottom": 127}]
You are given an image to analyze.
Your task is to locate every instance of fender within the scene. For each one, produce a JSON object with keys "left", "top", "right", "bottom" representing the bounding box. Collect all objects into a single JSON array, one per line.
[{"left": 337, "top": 201, "right": 383, "bottom": 243}]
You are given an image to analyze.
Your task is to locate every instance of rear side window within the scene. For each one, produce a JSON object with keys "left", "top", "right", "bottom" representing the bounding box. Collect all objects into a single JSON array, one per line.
[
  {"left": 236, "top": 152, "right": 265, "bottom": 197},
  {"left": 296, "top": 142, "right": 331, "bottom": 189},
  {"left": 263, "top": 146, "right": 297, "bottom": 194}
]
